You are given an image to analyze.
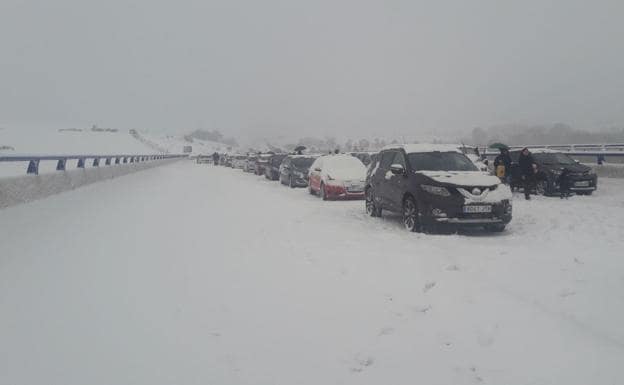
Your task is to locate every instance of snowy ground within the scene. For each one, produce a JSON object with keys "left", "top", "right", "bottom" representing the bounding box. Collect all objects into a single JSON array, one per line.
[{"left": 1, "top": 162, "right": 623, "bottom": 385}]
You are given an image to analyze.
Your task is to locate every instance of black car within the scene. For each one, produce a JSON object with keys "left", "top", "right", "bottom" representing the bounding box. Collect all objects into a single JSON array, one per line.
[
  {"left": 244, "top": 155, "right": 257, "bottom": 173},
  {"left": 264, "top": 154, "right": 288, "bottom": 180},
  {"left": 254, "top": 153, "right": 273, "bottom": 175},
  {"left": 279, "top": 155, "right": 318, "bottom": 188},
  {"left": 509, "top": 149, "right": 597, "bottom": 196},
  {"left": 365, "top": 144, "right": 512, "bottom": 232}
]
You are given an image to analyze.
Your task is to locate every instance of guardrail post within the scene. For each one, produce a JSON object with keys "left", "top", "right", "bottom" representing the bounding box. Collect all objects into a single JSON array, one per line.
[
  {"left": 105, "top": 158, "right": 111, "bottom": 166},
  {"left": 77, "top": 158, "right": 85, "bottom": 168},
  {"left": 27, "top": 160, "right": 40, "bottom": 175},
  {"left": 56, "top": 159, "right": 67, "bottom": 171},
  {"left": 93, "top": 158, "right": 100, "bottom": 167}
]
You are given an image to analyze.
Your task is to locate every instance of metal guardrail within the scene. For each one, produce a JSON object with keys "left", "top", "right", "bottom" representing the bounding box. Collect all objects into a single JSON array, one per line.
[
  {"left": 477, "top": 144, "right": 624, "bottom": 164},
  {"left": 0, "top": 154, "right": 187, "bottom": 175}
]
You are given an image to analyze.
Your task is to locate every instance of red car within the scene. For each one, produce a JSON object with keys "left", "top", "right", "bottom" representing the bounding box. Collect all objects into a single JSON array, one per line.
[{"left": 308, "top": 154, "right": 367, "bottom": 200}]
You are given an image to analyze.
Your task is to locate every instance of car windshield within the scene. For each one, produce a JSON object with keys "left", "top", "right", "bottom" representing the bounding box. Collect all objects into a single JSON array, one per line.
[
  {"left": 292, "top": 157, "right": 315, "bottom": 168},
  {"left": 407, "top": 151, "right": 478, "bottom": 171},
  {"left": 534, "top": 153, "right": 577, "bottom": 165}
]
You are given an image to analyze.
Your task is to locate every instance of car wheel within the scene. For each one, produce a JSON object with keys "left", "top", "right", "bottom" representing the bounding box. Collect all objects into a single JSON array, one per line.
[
  {"left": 289, "top": 176, "right": 296, "bottom": 188},
  {"left": 485, "top": 224, "right": 506, "bottom": 232},
  {"left": 320, "top": 183, "right": 327, "bottom": 200},
  {"left": 403, "top": 196, "right": 421, "bottom": 232},
  {"left": 365, "top": 188, "right": 381, "bottom": 217},
  {"left": 536, "top": 179, "right": 548, "bottom": 195}
]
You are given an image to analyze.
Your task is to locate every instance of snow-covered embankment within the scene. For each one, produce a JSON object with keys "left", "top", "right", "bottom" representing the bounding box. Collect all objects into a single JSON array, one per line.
[{"left": 0, "top": 158, "right": 182, "bottom": 209}]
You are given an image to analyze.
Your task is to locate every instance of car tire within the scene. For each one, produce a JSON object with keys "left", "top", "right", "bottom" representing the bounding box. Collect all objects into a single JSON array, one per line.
[
  {"left": 536, "top": 179, "right": 549, "bottom": 196},
  {"left": 403, "top": 196, "right": 421, "bottom": 232},
  {"left": 485, "top": 224, "right": 506, "bottom": 232},
  {"left": 289, "top": 176, "right": 296, "bottom": 188},
  {"left": 320, "top": 183, "right": 327, "bottom": 200},
  {"left": 365, "top": 188, "right": 382, "bottom": 217}
]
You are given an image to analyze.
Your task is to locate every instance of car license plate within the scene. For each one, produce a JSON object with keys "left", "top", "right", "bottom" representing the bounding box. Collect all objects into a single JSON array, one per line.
[
  {"left": 574, "top": 181, "right": 590, "bottom": 187},
  {"left": 463, "top": 205, "right": 492, "bottom": 213},
  {"left": 348, "top": 184, "right": 363, "bottom": 191}
]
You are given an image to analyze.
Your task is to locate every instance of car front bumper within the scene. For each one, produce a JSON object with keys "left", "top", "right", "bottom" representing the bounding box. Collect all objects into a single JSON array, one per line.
[{"left": 420, "top": 200, "right": 512, "bottom": 226}]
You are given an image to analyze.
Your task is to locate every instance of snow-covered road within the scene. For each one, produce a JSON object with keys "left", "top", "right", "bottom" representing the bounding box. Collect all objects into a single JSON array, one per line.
[{"left": 1, "top": 161, "right": 623, "bottom": 385}]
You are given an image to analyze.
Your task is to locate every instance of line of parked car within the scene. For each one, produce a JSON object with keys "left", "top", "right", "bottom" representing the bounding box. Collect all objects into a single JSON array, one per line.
[{"left": 200, "top": 144, "right": 598, "bottom": 234}]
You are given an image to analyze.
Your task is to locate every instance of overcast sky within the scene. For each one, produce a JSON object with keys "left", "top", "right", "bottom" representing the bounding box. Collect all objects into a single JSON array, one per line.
[{"left": 1, "top": 0, "right": 623, "bottom": 139}]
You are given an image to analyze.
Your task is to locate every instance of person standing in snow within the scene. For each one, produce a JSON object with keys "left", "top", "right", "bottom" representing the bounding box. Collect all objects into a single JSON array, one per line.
[
  {"left": 494, "top": 148, "right": 512, "bottom": 184},
  {"left": 212, "top": 152, "right": 220, "bottom": 165},
  {"left": 558, "top": 168, "right": 572, "bottom": 199},
  {"left": 518, "top": 147, "right": 537, "bottom": 200}
]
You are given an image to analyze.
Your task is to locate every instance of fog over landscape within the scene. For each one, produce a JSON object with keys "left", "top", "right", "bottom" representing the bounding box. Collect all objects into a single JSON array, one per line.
[
  {"left": 4, "top": 2, "right": 624, "bottom": 385},
  {"left": 2, "top": 0, "right": 624, "bottom": 144}
]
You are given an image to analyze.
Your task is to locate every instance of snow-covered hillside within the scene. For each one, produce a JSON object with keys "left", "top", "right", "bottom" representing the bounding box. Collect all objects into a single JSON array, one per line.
[
  {"left": 1, "top": 162, "right": 623, "bottom": 385},
  {"left": 139, "top": 131, "right": 234, "bottom": 155},
  {"left": 0, "top": 128, "right": 232, "bottom": 177},
  {"left": 0, "top": 127, "right": 155, "bottom": 155},
  {"left": 0, "top": 127, "right": 159, "bottom": 177}
]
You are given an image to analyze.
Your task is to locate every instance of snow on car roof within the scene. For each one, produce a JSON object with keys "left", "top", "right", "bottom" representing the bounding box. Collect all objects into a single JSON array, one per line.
[
  {"left": 511, "top": 148, "right": 562, "bottom": 154},
  {"left": 319, "top": 153, "right": 365, "bottom": 165},
  {"left": 289, "top": 154, "right": 318, "bottom": 158},
  {"left": 528, "top": 148, "right": 563, "bottom": 154},
  {"left": 382, "top": 143, "right": 462, "bottom": 154}
]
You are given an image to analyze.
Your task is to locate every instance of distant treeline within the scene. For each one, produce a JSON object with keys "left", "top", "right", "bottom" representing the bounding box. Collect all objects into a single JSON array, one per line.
[
  {"left": 464, "top": 123, "right": 624, "bottom": 146},
  {"left": 264, "top": 137, "right": 402, "bottom": 154},
  {"left": 58, "top": 126, "right": 119, "bottom": 133}
]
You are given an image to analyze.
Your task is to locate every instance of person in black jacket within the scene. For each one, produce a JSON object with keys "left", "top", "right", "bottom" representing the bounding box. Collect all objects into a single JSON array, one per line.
[
  {"left": 558, "top": 168, "right": 572, "bottom": 199},
  {"left": 518, "top": 148, "right": 537, "bottom": 200},
  {"left": 494, "top": 148, "right": 512, "bottom": 184},
  {"left": 212, "top": 152, "right": 220, "bottom": 165}
]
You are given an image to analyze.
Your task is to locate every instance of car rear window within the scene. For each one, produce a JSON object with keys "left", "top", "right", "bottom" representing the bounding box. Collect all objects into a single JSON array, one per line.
[{"left": 292, "top": 157, "right": 315, "bottom": 168}]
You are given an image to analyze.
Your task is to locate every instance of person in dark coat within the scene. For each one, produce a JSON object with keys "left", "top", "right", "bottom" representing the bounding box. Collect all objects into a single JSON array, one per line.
[
  {"left": 493, "top": 148, "right": 512, "bottom": 184},
  {"left": 558, "top": 168, "right": 572, "bottom": 199},
  {"left": 212, "top": 152, "right": 220, "bottom": 165},
  {"left": 518, "top": 147, "right": 537, "bottom": 200}
]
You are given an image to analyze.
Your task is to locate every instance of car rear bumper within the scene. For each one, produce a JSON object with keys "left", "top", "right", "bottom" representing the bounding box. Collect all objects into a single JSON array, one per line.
[
  {"left": 292, "top": 178, "right": 308, "bottom": 187},
  {"left": 324, "top": 184, "right": 364, "bottom": 199},
  {"left": 569, "top": 186, "right": 596, "bottom": 192}
]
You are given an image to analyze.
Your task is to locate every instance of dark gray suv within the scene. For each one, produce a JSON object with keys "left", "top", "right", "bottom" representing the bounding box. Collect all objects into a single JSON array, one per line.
[{"left": 365, "top": 144, "right": 513, "bottom": 232}]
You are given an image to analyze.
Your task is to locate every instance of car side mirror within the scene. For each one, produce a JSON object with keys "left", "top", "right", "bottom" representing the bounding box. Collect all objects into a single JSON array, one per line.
[
  {"left": 390, "top": 164, "right": 405, "bottom": 175},
  {"left": 314, "top": 167, "right": 321, "bottom": 172}
]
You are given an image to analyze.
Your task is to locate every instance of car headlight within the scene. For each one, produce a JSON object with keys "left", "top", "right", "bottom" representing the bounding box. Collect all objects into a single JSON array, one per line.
[
  {"left": 551, "top": 169, "right": 563, "bottom": 176},
  {"left": 294, "top": 171, "right": 304, "bottom": 178},
  {"left": 421, "top": 184, "right": 451, "bottom": 196}
]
